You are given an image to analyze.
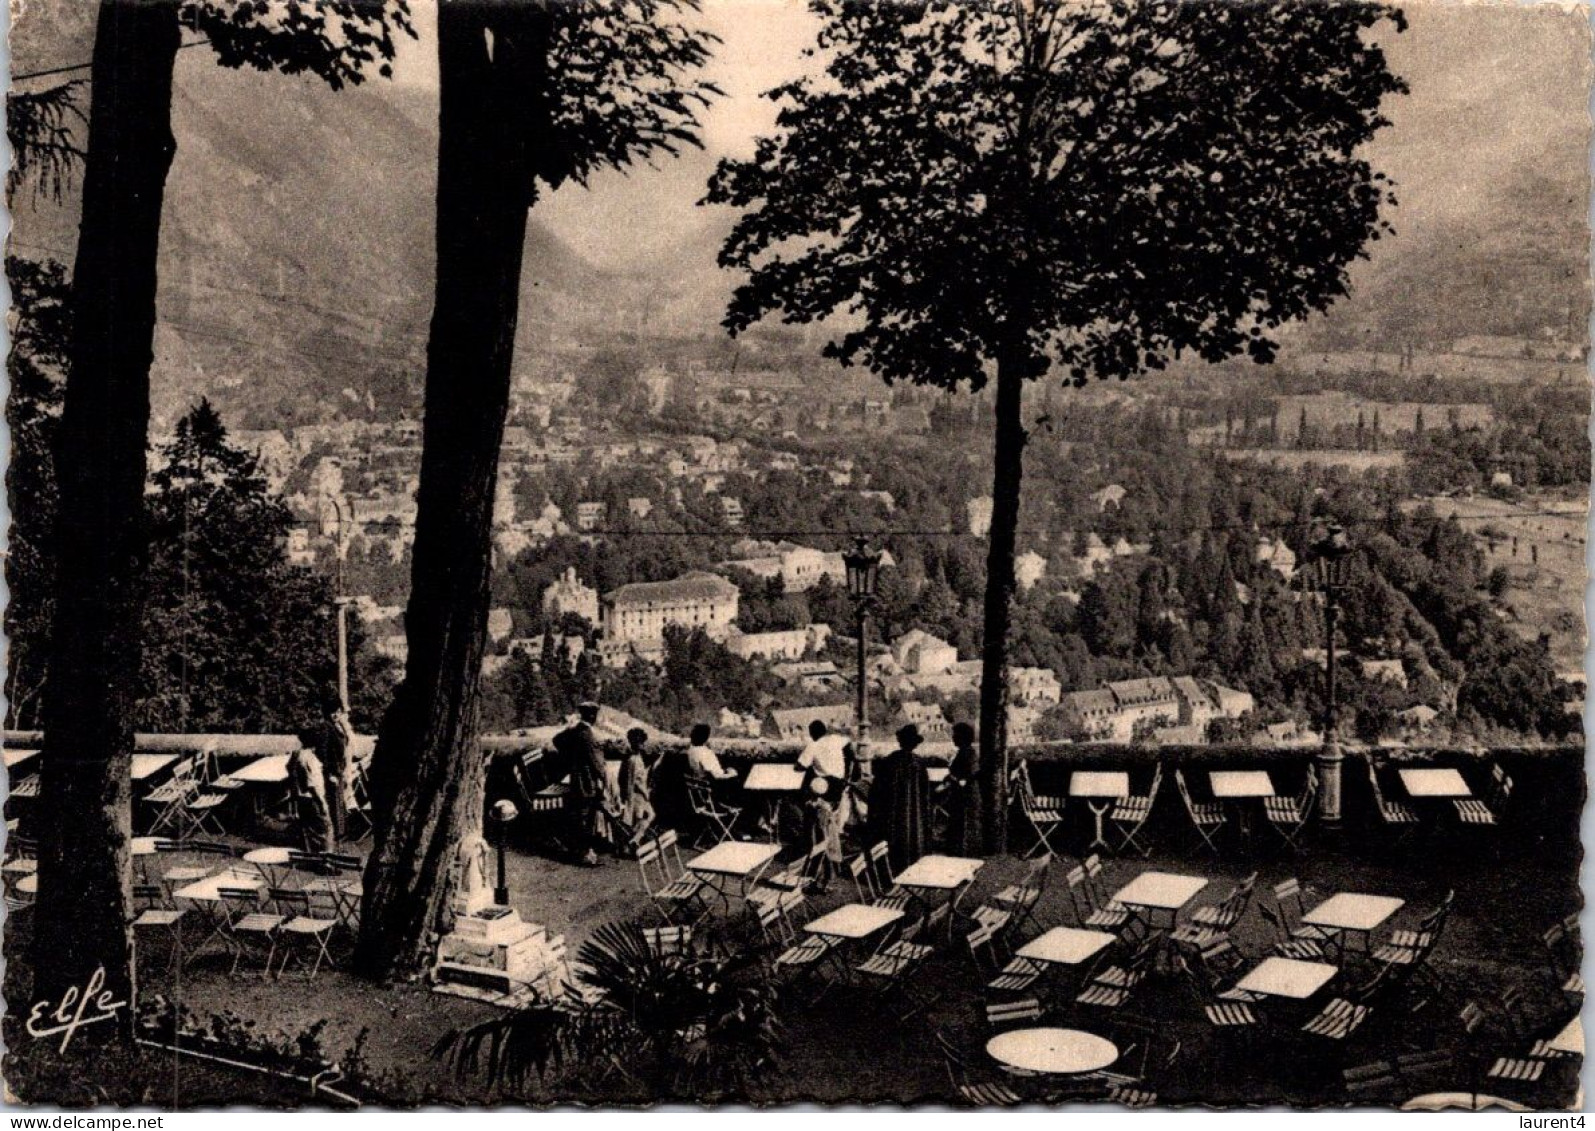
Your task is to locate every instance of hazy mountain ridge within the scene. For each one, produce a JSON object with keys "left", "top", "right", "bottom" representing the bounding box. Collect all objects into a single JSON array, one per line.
[{"left": 8, "top": 3, "right": 1588, "bottom": 427}]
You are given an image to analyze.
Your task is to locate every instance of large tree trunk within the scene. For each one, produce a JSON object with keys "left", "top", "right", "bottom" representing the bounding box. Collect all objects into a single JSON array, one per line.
[
  {"left": 976, "top": 351, "right": 1030, "bottom": 855},
  {"left": 355, "top": 4, "right": 549, "bottom": 981},
  {"left": 33, "top": 0, "right": 181, "bottom": 1016}
]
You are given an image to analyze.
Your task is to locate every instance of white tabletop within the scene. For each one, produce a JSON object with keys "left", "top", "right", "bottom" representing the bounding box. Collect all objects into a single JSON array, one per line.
[
  {"left": 130, "top": 837, "right": 161, "bottom": 857},
  {"left": 1209, "top": 770, "right": 1275, "bottom": 799},
  {"left": 3, "top": 749, "right": 39, "bottom": 770},
  {"left": 1070, "top": 771, "right": 1129, "bottom": 799},
  {"left": 1304, "top": 893, "right": 1405, "bottom": 933},
  {"left": 926, "top": 766, "right": 951, "bottom": 785},
  {"left": 2, "top": 857, "right": 38, "bottom": 873},
  {"left": 131, "top": 753, "right": 179, "bottom": 781},
  {"left": 173, "top": 869, "right": 264, "bottom": 903},
  {"left": 1401, "top": 1093, "right": 1530, "bottom": 1113},
  {"left": 1236, "top": 956, "right": 1338, "bottom": 1000},
  {"left": 894, "top": 854, "right": 983, "bottom": 890},
  {"left": 804, "top": 902, "right": 904, "bottom": 939},
  {"left": 986, "top": 1028, "right": 1119, "bottom": 1075},
  {"left": 17, "top": 873, "right": 37, "bottom": 895},
  {"left": 1113, "top": 871, "right": 1209, "bottom": 911},
  {"left": 233, "top": 754, "right": 292, "bottom": 784},
  {"left": 688, "top": 840, "right": 781, "bottom": 877},
  {"left": 743, "top": 764, "right": 805, "bottom": 792},
  {"left": 243, "top": 846, "right": 294, "bottom": 866},
  {"left": 1017, "top": 926, "right": 1118, "bottom": 966},
  {"left": 1549, "top": 1015, "right": 1584, "bottom": 1055},
  {"left": 1399, "top": 768, "right": 1471, "bottom": 798}
]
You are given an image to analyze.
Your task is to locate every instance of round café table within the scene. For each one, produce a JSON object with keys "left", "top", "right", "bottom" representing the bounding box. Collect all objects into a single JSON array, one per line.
[
  {"left": 986, "top": 1027, "right": 1119, "bottom": 1076},
  {"left": 1401, "top": 1093, "right": 1530, "bottom": 1113}
]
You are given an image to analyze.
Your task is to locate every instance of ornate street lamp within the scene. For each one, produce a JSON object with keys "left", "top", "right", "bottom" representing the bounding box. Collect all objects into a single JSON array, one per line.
[
  {"left": 1310, "top": 523, "right": 1353, "bottom": 826},
  {"left": 842, "top": 537, "right": 883, "bottom": 757},
  {"left": 489, "top": 799, "right": 519, "bottom": 906}
]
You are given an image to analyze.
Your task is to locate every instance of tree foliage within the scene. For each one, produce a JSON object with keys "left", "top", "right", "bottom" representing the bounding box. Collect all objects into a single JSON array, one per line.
[
  {"left": 4, "top": 255, "right": 73, "bottom": 726},
  {"left": 186, "top": 0, "right": 414, "bottom": 89},
  {"left": 139, "top": 400, "right": 384, "bottom": 733},
  {"left": 708, "top": 0, "right": 1407, "bottom": 386}
]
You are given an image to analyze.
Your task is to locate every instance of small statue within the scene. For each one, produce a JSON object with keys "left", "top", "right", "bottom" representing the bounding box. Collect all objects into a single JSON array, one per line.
[{"left": 452, "top": 831, "right": 494, "bottom": 917}]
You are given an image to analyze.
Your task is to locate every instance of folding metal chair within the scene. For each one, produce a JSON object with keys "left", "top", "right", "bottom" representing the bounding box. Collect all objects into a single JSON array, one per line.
[
  {"left": 685, "top": 777, "right": 743, "bottom": 846},
  {"left": 1455, "top": 763, "right": 1512, "bottom": 826},
  {"left": 218, "top": 886, "right": 283, "bottom": 976},
  {"left": 1263, "top": 765, "right": 1317, "bottom": 850},
  {"left": 1343, "top": 1060, "right": 1400, "bottom": 1102},
  {"left": 1011, "top": 761, "right": 1066, "bottom": 858},
  {"left": 1367, "top": 762, "right": 1419, "bottom": 840},
  {"left": 270, "top": 888, "right": 338, "bottom": 978},
  {"left": 966, "top": 921, "right": 1044, "bottom": 995},
  {"left": 636, "top": 831, "right": 709, "bottom": 925},
  {"left": 131, "top": 886, "right": 188, "bottom": 976},
  {"left": 1108, "top": 765, "right": 1161, "bottom": 857},
  {"left": 1174, "top": 768, "right": 1225, "bottom": 854},
  {"left": 993, "top": 853, "right": 1052, "bottom": 937},
  {"left": 935, "top": 1030, "right": 1024, "bottom": 1106}
]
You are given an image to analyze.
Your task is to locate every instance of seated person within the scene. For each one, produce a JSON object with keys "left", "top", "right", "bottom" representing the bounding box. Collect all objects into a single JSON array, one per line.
[{"left": 685, "top": 723, "right": 736, "bottom": 784}]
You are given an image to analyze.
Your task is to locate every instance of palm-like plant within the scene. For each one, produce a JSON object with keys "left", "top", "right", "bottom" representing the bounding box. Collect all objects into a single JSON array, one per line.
[{"left": 436, "top": 920, "right": 783, "bottom": 1102}]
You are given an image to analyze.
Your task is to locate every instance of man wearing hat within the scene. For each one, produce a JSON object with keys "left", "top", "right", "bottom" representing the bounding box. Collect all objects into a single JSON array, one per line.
[
  {"left": 867, "top": 722, "right": 933, "bottom": 873},
  {"left": 553, "top": 701, "right": 614, "bottom": 867}
]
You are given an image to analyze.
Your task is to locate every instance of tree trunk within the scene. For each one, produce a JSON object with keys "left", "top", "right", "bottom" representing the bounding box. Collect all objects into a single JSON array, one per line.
[
  {"left": 976, "top": 350, "right": 1030, "bottom": 855},
  {"left": 33, "top": 0, "right": 181, "bottom": 1017},
  {"left": 355, "top": 4, "right": 549, "bottom": 982}
]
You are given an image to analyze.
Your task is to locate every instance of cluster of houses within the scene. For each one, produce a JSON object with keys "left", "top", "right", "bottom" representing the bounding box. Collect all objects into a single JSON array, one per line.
[{"left": 1057, "top": 675, "right": 1255, "bottom": 744}]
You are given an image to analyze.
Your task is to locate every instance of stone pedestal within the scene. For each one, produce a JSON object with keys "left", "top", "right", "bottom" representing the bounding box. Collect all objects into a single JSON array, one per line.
[{"left": 432, "top": 907, "right": 570, "bottom": 1007}]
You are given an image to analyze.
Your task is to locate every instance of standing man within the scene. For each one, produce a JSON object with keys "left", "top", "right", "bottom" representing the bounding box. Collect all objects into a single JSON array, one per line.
[
  {"left": 554, "top": 701, "right": 613, "bottom": 867},
  {"left": 287, "top": 739, "right": 334, "bottom": 854},
  {"left": 310, "top": 694, "right": 355, "bottom": 842},
  {"left": 797, "top": 719, "right": 853, "bottom": 888}
]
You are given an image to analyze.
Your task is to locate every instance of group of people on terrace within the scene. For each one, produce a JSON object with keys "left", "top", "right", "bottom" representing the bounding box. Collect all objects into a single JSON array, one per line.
[{"left": 531, "top": 702, "right": 981, "bottom": 873}]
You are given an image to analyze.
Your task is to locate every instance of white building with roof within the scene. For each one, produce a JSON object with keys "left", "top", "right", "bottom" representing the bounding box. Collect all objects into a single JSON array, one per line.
[{"left": 601, "top": 572, "right": 740, "bottom": 656}]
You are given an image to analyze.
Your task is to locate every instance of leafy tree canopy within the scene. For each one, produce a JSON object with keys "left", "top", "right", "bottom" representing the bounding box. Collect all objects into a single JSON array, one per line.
[{"left": 708, "top": 0, "right": 1407, "bottom": 386}]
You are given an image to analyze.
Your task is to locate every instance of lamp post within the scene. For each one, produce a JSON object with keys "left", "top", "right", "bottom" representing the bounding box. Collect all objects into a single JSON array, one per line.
[
  {"left": 842, "top": 537, "right": 883, "bottom": 760},
  {"left": 328, "top": 495, "right": 352, "bottom": 714},
  {"left": 490, "top": 799, "right": 518, "bottom": 906},
  {"left": 1311, "top": 523, "right": 1353, "bottom": 827}
]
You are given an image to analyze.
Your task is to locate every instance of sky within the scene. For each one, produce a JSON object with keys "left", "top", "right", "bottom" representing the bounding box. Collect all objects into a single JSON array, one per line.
[{"left": 383, "top": 0, "right": 1591, "bottom": 275}]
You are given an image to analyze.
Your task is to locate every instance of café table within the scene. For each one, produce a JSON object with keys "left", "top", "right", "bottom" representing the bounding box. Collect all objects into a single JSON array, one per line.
[
  {"left": 131, "top": 753, "right": 179, "bottom": 783},
  {"left": 986, "top": 1027, "right": 1119, "bottom": 1076},
  {"left": 1398, "top": 768, "right": 1471, "bottom": 799},
  {"left": 688, "top": 840, "right": 782, "bottom": 911},
  {"left": 173, "top": 867, "right": 264, "bottom": 904},
  {"left": 1303, "top": 892, "right": 1405, "bottom": 955},
  {"left": 744, "top": 764, "right": 805, "bottom": 792},
  {"left": 1209, "top": 770, "right": 1275, "bottom": 799},
  {"left": 16, "top": 873, "right": 37, "bottom": 895},
  {"left": 233, "top": 754, "right": 292, "bottom": 784},
  {"left": 742, "top": 764, "right": 805, "bottom": 834},
  {"left": 1112, "top": 871, "right": 1209, "bottom": 929},
  {"left": 3, "top": 748, "right": 39, "bottom": 774},
  {"left": 1401, "top": 1093, "right": 1529, "bottom": 1113},
  {"left": 1017, "top": 926, "right": 1117, "bottom": 968},
  {"left": 1235, "top": 956, "right": 1338, "bottom": 1000},
  {"left": 1547, "top": 1015, "right": 1583, "bottom": 1056},
  {"left": 894, "top": 854, "right": 983, "bottom": 925},
  {"left": 804, "top": 902, "right": 904, "bottom": 941},
  {"left": 243, "top": 846, "right": 295, "bottom": 891},
  {"left": 130, "top": 836, "right": 163, "bottom": 882},
  {"left": 1208, "top": 770, "right": 1276, "bottom": 841},
  {"left": 1071, "top": 772, "right": 1130, "bottom": 850}
]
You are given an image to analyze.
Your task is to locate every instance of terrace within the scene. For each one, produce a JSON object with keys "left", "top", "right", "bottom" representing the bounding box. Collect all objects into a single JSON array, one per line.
[{"left": 1, "top": 733, "right": 1583, "bottom": 1107}]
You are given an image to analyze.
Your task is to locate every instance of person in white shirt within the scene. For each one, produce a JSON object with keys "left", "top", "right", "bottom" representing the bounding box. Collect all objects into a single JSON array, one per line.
[
  {"left": 685, "top": 724, "right": 735, "bottom": 781},
  {"left": 796, "top": 719, "right": 853, "bottom": 884}
]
